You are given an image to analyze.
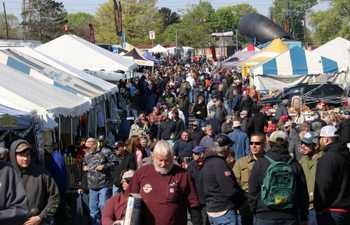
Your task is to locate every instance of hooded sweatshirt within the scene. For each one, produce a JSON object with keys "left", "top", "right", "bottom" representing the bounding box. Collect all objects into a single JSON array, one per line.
[
  {"left": 9, "top": 139, "right": 60, "bottom": 221},
  {"left": 0, "top": 161, "right": 28, "bottom": 225}
]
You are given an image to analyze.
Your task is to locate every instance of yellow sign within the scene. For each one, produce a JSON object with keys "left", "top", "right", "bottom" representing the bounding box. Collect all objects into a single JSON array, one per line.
[{"left": 0, "top": 115, "right": 18, "bottom": 128}]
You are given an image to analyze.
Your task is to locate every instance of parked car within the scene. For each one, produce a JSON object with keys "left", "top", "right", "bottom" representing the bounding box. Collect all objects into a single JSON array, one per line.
[{"left": 260, "top": 83, "right": 346, "bottom": 108}]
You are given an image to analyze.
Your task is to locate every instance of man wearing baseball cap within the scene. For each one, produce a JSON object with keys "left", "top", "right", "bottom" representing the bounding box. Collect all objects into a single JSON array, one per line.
[
  {"left": 201, "top": 135, "right": 245, "bottom": 225},
  {"left": 188, "top": 146, "right": 208, "bottom": 225},
  {"left": 299, "top": 131, "right": 322, "bottom": 225},
  {"left": 9, "top": 139, "right": 60, "bottom": 225},
  {"left": 248, "top": 131, "right": 309, "bottom": 225},
  {"left": 314, "top": 125, "right": 350, "bottom": 225}
]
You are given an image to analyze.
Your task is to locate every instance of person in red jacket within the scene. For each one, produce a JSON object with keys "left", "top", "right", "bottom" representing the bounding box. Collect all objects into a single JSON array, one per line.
[
  {"left": 101, "top": 170, "right": 135, "bottom": 225},
  {"left": 128, "top": 140, "right": 202, "bottom": 225}
]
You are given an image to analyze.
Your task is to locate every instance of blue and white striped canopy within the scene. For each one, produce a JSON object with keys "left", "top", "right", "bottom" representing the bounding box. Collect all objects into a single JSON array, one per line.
[{"left": 252, "top": 46, "right": 339, "bottom": 76}]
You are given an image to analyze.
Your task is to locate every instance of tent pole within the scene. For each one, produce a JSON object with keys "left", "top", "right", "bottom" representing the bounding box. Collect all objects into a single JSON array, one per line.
[
  {"left": 95, "top": 110, "right": 97, "bottom": 138},
  {"left": 87, "top": 112, "right": 90, "bottom": 137},
  {"left": 58, "top": 116, "right": 61, "bottom": 149},
  {"left": 104, "top": 102, "right": 108, "bottom": 137},
  {"left": 70, "top": 117, "right": 73, "bottom": 144}
]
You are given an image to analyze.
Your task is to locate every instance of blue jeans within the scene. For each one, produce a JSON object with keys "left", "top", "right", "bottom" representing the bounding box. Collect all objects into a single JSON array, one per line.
[
  {"left": 89, "top": 187, "right": 112, "bottom": 225},
  {"left": 254, "top": 217, "right": 298, "bottom": 225},
  {"left": 317, "top": 211, "right": 350, "bottom": 225},
  {"left": 309, "top": 209, "right": 318, "bottom": 225},
  {"left": 208, "top": 209, "right": 238, "bottom": 225}
]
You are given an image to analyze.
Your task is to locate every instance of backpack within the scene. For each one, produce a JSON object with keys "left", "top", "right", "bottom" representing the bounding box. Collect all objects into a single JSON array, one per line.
[{"left": 261, "top": 155, "right": 296, "bottom": 209}]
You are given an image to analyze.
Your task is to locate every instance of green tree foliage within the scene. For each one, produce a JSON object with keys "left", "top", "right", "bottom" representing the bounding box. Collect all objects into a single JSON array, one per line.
[
  {"left": 0, "top": 14, "right": 20, "bottom": 39},
  {"left": 212, "top": 4, "right": 257, "bottom": 32},
  {"left": 270, "top": 0, "right": 317, "bottom": 42},
  {"left": 94, "top": 1, "right": 117, "bottom": 43},
  {"left": 66, "top": 13, "right": 95, "bottom": 40},
  {"left": 171, "top": 1, "right": 215, "bottom": 48},
  {"left": 310, "top": 0, "right": 350, "bottom": 44},
  {"left": 94, "top": 0, "right": 163, "bottom": 45},
  {"left": 22, "top": 0, "right": 67, "bottom": 42}
]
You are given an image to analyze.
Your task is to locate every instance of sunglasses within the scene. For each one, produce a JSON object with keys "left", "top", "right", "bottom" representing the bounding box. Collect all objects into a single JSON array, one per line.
[{"left": 250, "top": 141, "right": 263, "bottom": 146}]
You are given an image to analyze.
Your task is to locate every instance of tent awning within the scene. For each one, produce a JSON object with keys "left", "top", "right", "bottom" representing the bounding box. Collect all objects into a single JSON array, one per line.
[
  {"left": 313, "top": 37, "right": 350, "bottom": 72},
  {"left": 252, "top": 46, "right": 339, "bottom": 76},
  {"left": 0, "top": 64, "right": 91, "bottom": 118},
  {"left": 13, "top": 47, "right": 118, "bottom": 94},
  {"left": 240, "top": 38, "right": 288, "bottom": 67},
  {"left": 149, "top": 44, "right": 168, "bottom": 53},
  {"left": 124, "top": 48, "right": 154, "bottom": 67},
  {"left": 36, "top": 34, "right": 137, "bottom": 72},
  {"left": 0, "top": 49, "right": 108, "bottom": 103}
]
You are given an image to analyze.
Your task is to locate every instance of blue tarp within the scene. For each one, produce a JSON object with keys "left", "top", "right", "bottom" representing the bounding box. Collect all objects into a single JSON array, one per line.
[
  {"left": 143, "top": 51, "right": 160, "bottom": 64},
  {"left": 0, "top": 104, "right": 32, "bottom": 130}
]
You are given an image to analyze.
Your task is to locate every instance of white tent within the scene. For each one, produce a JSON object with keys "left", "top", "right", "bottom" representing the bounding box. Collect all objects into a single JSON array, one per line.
[
  {"left": 36, "top": 34, "right": 137, "bottom": 73},
  {"left": 13, "top": 47, "right": 118, "bottom": 95},
  {"left": 0, "top": 64, "right": 91, "bottom": 120},
  {"left": 149, "top": 44, "right": 168, "bottom": 54},
  {"left": 313, "top": 37, "right": 350, "bottom": 72},
  {"left": 0, "top": 49, "right": 109, "bottom": 103}
]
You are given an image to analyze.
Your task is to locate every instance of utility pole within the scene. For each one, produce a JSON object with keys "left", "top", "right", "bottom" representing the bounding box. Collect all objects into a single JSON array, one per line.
[
  {"left": 175, "top": 29, "right": 178, "bottom": 48},
  {"left": 2, "top": 0, "right": 8, "bottom": 39},
  {"left": 235, "top": 29, "right": 238, "bottom": 52}
]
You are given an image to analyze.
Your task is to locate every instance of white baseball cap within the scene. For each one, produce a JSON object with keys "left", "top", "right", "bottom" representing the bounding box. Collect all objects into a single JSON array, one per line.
[{"left": 319, "top": 125, "right": 338, "bottom": 137}]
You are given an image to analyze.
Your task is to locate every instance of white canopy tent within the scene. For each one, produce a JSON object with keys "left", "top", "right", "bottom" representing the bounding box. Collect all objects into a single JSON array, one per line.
[
  {"left": 0, "top": 64, "right": 91, "bottom": 122},
  {"left": 0, "top": 49, "right": 109, "bottom": 104},
  {"left": 149, "top": 44, "right": 168, "bottom": 54},
  {"left": 313, "top": 37, "right": 350, "bottom": 72},
  {"left": 13, "top": 47, "right": 118, "bottom": 95},
  {"left": 36, "top": 34, "right": 137, "bottom": 73}
]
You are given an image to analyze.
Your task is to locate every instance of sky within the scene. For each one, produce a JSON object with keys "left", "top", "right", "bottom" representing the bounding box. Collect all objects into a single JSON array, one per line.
[{"left": 5, "top": 0, "right": 329, "bottom": 19}]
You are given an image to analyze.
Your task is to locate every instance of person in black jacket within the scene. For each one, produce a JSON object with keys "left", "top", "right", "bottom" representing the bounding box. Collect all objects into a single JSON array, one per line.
[
  {"left": 248, "top": 105, "right": 268, "bottom": 135},
  {"left": 192, "top": 95, "right": 207, "bottom": 127},
  {"left": 314, "top": 125, "right": 350, "bottom": 225},
  {"left": 201, "top": 135, "right": 245, "bottom": 225},
  {"left": 337, "top": 111, "right": 350, "bottom": 145},
  {"left": 111, "top": 142, "right": 136, "bottom": 194},
  {"left": 9, "top": 139, "right": 60, "bottom": 225},
  {"left": 189, "top": 121, "right": 204, "bottom": 145},
  {"left": 248, "top": 131, "right": 309, "bottom": 225},
  {"left": 0, "top": 160, "right": 28, "bottom": 225},
  {"left": 188, "top": 146, "right": 209, "bottom": 225}
]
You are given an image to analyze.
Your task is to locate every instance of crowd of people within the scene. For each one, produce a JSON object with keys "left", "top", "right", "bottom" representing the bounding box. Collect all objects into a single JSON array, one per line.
[{"left": 1, "top": 56, "right": 350, "bottom": 225}]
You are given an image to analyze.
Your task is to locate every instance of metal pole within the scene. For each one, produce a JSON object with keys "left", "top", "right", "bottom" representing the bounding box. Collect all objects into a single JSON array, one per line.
[
  {"left": 2, "top": 0, "right": 9, "bottom": 39},
  {"left": 235, "top": 29, "right": 238, "bottom": 52},
  {"left": 70, "top": 117, "right": 73, "bottom": 144},
  {"left": 176, "top": 29, "right": 178, "bottom": 48},
  {"left": 58, "top": 116, "right": 61, "bottom": 149}
]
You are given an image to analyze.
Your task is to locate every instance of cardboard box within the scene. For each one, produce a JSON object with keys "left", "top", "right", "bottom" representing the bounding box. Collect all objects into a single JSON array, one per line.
[{"left": 123, "top": 193, "right": 142, "bottom": 225}]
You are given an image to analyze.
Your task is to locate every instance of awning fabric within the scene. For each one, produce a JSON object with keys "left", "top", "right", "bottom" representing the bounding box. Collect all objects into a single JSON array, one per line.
[{"left": 36, "top": 34, "right": 137, "bottom": 72}]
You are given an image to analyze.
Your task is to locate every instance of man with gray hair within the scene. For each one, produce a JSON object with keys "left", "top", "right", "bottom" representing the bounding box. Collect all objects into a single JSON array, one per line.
[{"left": 129, "top": 140, "right": 201, "bottom": 225}]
